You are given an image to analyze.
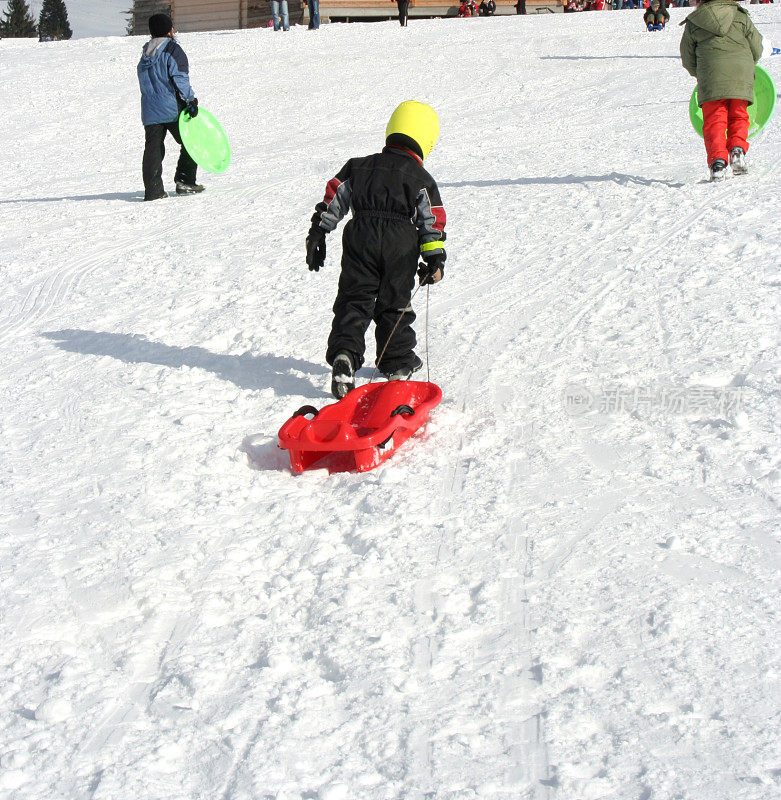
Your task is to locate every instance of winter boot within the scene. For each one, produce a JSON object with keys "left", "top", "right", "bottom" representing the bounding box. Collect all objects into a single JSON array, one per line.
[
  {"left": 383, "top": 354, "right": 423, "bottom": 381},
  {"left": 331, "top": 352, "right": 355, "bottom": 399},
  {"left": 175, "top": 181, "right": 206, "bottom": 195},
  {"left": 709, "top": 159, "right": 728, "bottom": 182},
  {"left": 729, "top": 147, "right": 748, "bottom": 175}
]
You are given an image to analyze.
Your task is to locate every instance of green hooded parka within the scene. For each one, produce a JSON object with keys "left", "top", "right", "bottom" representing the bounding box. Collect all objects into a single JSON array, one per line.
[{"left": 679, "top": 0, "right": 763, "bottom": 107}]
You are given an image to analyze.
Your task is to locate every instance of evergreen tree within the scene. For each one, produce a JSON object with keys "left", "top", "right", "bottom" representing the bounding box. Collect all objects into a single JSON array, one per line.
[
  {"left": 38, "top": 0, "right": 72, "bottom": 41},
  {"left": 0, "top": 0, "right": 37, "bottom": 37}
]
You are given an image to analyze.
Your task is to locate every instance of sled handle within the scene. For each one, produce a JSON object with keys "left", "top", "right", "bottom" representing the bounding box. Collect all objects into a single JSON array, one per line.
[
  {"left": 293, "top": 405, "right": 319, "bottom": 418},
  {"left": 390, "top": 404, "right": 415, "bottom": 418}
]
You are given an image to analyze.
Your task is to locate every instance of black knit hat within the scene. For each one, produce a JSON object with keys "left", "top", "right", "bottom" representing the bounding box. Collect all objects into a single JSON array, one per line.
[{"left": 149, "top": 13, "right": 173, "bottom": 37}]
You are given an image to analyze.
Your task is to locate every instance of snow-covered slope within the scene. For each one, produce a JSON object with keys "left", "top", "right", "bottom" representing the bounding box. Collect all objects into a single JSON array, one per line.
[{"left": 1, "top": 8, "right": 779, "bottom": 800}]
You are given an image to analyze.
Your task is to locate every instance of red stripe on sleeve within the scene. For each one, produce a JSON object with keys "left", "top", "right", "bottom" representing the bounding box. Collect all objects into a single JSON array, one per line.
[
  {"left": 323, "top": 178, "right": 342, "bottom": 205},
  {"left": 431, "top": 206, "right": 446, "bottom": 232}
]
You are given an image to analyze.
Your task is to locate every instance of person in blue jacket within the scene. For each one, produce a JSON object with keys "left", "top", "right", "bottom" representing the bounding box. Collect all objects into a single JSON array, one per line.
[{"left": 137, "top": 14, "right": 203, "bottom": 201}]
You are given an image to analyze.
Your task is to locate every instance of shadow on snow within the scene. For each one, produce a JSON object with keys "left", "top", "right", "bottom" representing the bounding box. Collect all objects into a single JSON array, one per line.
[
  {"left": 1, "top": 192, "right": 145, "bottom": 204},
  {"left": 440, "top": 172, "right": 685, "bottom": 189},
  {"left": 240, "top": 434, "right": 292, "bottom": 473},
  {"left": 540, "top": 55, "right": 680, "bottom": 61},
  {"left": 41, "top": 329, "right": 329, "bottom": 398}
]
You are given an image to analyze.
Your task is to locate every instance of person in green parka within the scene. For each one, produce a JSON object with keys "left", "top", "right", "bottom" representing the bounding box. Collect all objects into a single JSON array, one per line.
[{"left": 680, "top": 0, "right": 763, "bottom": 180}]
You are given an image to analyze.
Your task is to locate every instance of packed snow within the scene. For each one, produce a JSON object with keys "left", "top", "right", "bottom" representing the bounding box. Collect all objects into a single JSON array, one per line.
[{"left": 1, "top": 7, "right": 780, "bottom": 800}]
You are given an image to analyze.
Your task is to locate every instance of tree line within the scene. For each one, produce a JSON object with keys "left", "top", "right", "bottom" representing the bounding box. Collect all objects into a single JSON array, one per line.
[{"left": 1, "top": 0, "right": 72, "bottom": 40}]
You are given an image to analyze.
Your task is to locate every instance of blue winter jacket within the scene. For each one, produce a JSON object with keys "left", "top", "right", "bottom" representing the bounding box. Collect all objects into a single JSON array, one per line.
[{"left": 137, "top": 37, "right": 195, "bottom": 126}]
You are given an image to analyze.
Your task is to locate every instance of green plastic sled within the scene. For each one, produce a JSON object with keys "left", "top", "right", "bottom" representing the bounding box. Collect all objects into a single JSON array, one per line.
[
  {"left": 689, "top": 64, "right": 776, "bottom": 139},
  {"left": 178, "top": 107, "right": 231, "bottom": 174}
]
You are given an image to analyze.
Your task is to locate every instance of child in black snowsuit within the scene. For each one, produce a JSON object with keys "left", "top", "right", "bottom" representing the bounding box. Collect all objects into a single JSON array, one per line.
[
  {"left": 306, "top": 102, "right": 447, "bottom": 399},
  {"left": 645, "top": 0, "right": 669, "bottom": 30}
]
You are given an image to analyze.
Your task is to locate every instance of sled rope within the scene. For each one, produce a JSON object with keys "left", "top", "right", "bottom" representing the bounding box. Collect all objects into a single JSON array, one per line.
[
  {"left": 426, "top": 284, "right": 430, "bottom": 383},
  {"left": 370, "top": 283, "right": 423, "bottom": 383}
]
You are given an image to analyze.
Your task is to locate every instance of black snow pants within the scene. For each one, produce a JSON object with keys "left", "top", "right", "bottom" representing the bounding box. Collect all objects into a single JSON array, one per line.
[
  {"left": 397, "top": 0, "right": 410, "bottom": 25},
  {"left": 142, "top": 121, "right": 198, "bottom": 200},
  {"left": 326, "top": 213, "right": 418, "bottom": 374}
]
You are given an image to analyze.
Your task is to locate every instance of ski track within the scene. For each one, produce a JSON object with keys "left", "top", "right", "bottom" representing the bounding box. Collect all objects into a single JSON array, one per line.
[
  {"left": 0, "top": 175, "right": 296, "bottom": 347},
  {"left": 1, "top": 8, "right": 780, "bottom": 800}
]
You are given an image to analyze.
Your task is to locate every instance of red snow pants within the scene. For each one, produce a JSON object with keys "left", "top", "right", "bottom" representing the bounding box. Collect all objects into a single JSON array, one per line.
[{"left": 702, "top": 99, "right": 750, "bottom": 166}]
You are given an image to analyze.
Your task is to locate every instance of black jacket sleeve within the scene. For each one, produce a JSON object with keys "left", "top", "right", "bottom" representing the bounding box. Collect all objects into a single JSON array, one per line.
[{"left": 311, "top": 160, "right": 353, "bottom": 234}]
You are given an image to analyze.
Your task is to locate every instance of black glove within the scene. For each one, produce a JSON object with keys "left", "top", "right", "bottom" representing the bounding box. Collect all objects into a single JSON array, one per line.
[
  {"left": 185, "top": 97, "right": 198, "bottom": 118},
  {"left": 306, "top": 227, "right": 326, "bottom": 272},
  {"left": 418, "top": 251, "right": 445, "bottom": 285}
]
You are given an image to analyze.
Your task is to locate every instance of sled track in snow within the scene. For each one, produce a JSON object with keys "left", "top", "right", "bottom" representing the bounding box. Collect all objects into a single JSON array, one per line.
[
  {"left": 549, "top": 165, "right": 781, "bottom": 354},
  {"left": 0, "top": 231, "right": 142, "bottom": 347},
  {"left": 0, "top": 177, "right": 295, "bottom": 349},
  {"left": 0, "top": 236, "right": 143, "bottom": 347},
  {"left": 423, "top": 164, "right": 781, "bottom": 795}
]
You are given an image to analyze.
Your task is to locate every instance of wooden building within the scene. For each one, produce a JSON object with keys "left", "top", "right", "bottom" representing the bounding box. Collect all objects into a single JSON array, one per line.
[
  {"left": 128, "top": 1, "right": 286, "bottom": 33},
  {"left": 305, "top": 0, "right": 563, "bottom": 22},
  {"left": 129, "top": 0, "right": 562, "bottom": 35}
]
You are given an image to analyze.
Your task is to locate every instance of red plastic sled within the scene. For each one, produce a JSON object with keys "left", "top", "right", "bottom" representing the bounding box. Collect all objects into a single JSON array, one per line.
[{"left": 278, "top": 381, "right": 442, "bottom": 473}]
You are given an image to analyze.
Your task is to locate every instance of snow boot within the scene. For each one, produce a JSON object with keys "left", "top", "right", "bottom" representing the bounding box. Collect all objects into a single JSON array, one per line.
[
  {"left": 383, "top": 354, "right": 423, "bottom": 381},
  {"left": 331, "top": 352, "right": 355, "bottom": 399},
  {"left": 729, "top": 147, "right": 748, "bottom": 176},
  {"left": 175, "top": 181, "right": 206, "bottom": 195},
  {"left": 709, "top": 159, "right": 728, "bottom": 182}
]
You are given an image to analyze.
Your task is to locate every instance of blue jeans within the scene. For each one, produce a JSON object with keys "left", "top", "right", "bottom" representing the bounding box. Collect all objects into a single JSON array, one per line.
[
  {"left": 271, "top": 0, "right": 289, "bottom": 30},
  {"left": 308, "top": 0, "right": 320, "bottom": 28}
]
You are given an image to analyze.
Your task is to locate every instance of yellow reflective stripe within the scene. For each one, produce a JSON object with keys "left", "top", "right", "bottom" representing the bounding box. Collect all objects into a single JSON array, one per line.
[{"left": 420, "top": 241, "right": 444, "bottom": 253}]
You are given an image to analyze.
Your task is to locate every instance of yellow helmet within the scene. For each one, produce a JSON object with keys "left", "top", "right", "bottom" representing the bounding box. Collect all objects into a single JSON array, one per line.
[{"left": 385, "top": 101, "right": 440, "bottom": 160}]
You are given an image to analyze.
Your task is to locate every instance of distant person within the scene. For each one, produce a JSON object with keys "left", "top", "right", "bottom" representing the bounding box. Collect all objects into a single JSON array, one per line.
[
  {"left": 515, "top": 0, "right": 527, "bottom": 13},
  {"left": 137, "top": 13, "right": 202, "bottom": 201},
  {"left": 305, "top": 102, "right": 447, "bottom": 398},
  {"left": 479, "top": 0, "right": 497, "bottom": 14},
  {"left": 305, "top": 0, "right": 320, "bottom": 28},
  {"left": 680, "top": 0, "right": 763, "bottom": 180},
  {"left": 644, "top": 0, "right": 669, "bottom": 28},
  {"left": 271, "top": 0, "right": 290, "bottom": 30},
  {"left": 396, "top": 0, "right": 410, "bottom": 25}
]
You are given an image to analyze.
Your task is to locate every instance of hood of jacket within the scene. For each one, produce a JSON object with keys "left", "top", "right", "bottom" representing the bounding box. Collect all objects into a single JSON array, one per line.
[
  {"left": 141, "top": 37, "right": 170, "bottom": 61},
  {"left": 682, "top": 0, "right": 742, "bottom": 35}
]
